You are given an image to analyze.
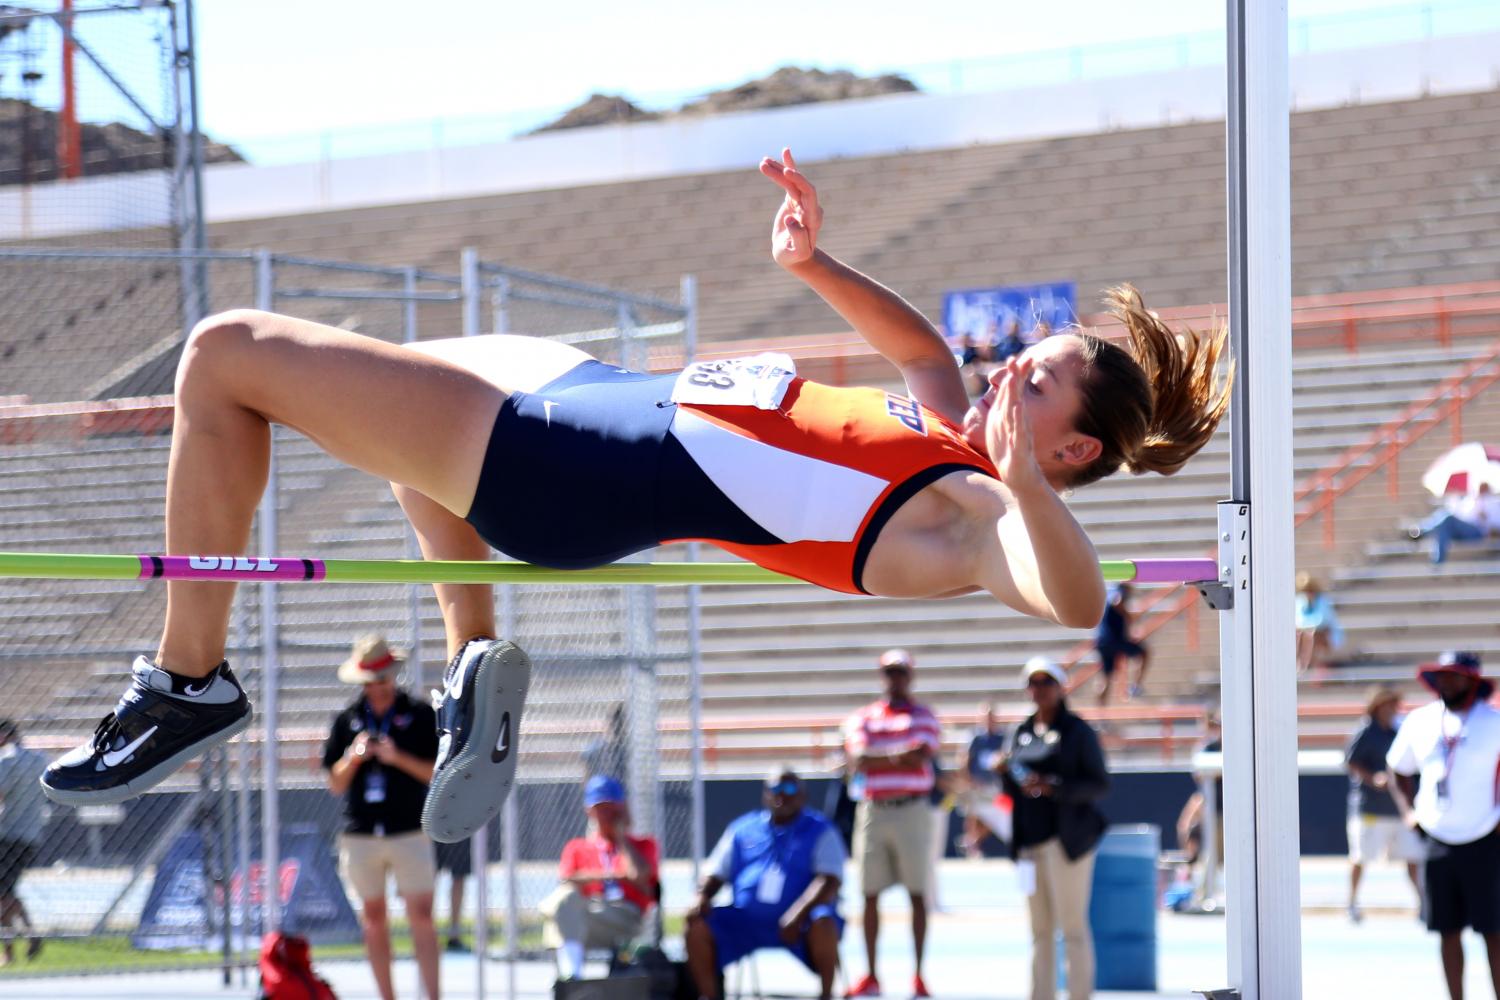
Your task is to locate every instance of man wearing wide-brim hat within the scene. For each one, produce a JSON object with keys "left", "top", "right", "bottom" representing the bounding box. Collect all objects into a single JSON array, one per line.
[
  {"left": 1387, "top": 651, "right": 1500, "bottom": 1000},
  {"left": 323, "top": 635, "right": 441, "bottom": 1000}
]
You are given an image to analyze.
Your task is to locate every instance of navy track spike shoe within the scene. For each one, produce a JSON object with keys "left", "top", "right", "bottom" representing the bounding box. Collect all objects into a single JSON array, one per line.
[
  {"left": 41, "top": 656, "right": 252, "bottom": 805},
  {"left": 421, "top": 638, "right": 530, "bottom": 844}
]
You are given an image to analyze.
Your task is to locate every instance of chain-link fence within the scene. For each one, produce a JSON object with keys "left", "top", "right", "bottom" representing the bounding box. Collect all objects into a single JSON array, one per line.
[
  {"left": 0, "top": 246, "right": 700, "bottom": 990},
  {"left": 0, "top": 2, "right": 209, "bottom": 250}
]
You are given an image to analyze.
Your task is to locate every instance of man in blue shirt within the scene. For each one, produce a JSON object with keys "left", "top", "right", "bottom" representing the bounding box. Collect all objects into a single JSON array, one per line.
[{"left": 686, "top": 767, "right": 846, "bottom": 1000}]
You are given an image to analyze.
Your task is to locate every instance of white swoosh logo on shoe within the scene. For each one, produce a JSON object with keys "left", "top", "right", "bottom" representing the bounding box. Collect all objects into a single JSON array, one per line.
[
  {"left": 182, "top": 678, "right": 212, "bottom": 697},
  {"left": 100, "top": 726, "right": 158, "bottom": 768},
  {"left": 491, "top": 714, "right": 511, "bottom": 763}
]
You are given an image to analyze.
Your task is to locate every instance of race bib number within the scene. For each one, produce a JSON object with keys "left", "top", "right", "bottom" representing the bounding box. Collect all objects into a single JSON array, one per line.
[
  {"left": 671, "top": 353, "right": 796, "bottom": 410},
  {"left": 756, "top": 864, "right": 786, "bottom": 905}
]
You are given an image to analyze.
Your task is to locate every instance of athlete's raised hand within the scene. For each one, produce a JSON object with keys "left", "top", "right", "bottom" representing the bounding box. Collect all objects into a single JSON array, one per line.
[
  {"left": 986, "top": 356, "right": 1047, "bottom": 495},
  {"left": 759, "top": 148, "right": 823, "bottom": 268}
]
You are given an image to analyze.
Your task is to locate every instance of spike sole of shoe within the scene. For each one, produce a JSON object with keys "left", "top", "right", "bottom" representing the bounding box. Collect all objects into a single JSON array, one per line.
[
  {"left": 40, "top": 708, "right": 254, "bottom": 806},
  {"left": 421, "top": 639, "right": 531, "bottom": 844}
]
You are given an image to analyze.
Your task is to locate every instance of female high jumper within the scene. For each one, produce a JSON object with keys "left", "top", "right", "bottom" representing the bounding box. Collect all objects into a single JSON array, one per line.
[{"left": 41, "top": 151, "right": 1231, "bottom": 843}]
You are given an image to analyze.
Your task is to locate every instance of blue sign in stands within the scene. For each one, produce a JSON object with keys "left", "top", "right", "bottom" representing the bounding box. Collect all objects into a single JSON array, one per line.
[{"left": 942, "top": 282, "right": 1078, "bottom": 344}]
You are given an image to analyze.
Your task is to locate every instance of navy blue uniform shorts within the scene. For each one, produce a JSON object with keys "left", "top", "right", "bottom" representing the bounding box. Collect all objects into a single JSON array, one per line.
[{"left": 463, "top": 360, "right": 776, "bottom": 568}]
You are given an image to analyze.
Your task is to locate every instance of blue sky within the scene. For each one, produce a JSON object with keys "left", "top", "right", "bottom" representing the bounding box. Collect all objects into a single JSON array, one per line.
[
  {"left": 9, "top": 1, "right": 1490, "bottom": 163},
  {"left": 193, "top": 0, "right": 1486, "bottom": 155}
]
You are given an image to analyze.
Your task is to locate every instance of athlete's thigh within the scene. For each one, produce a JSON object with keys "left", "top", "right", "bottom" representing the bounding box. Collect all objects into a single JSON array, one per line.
[
  {"left": 202, "top": 311, "right": 502, "bottom": 515},
  {"left": 408, "top": 334, "right": 594, "bottom": 395}
]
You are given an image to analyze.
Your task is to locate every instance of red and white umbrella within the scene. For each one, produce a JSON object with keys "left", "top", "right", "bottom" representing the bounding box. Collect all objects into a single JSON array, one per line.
[{"left": 1422, "top": 442, "right": 1500, "bottom": 498}]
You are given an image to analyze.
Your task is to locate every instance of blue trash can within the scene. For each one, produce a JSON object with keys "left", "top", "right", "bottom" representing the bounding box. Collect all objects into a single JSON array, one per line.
[
  {"left": 1090, "top": 824, "right": 1160, "bottom": 990},
  {"left": 1055, "top": 825, "right": 1160, "bottom": 993}
]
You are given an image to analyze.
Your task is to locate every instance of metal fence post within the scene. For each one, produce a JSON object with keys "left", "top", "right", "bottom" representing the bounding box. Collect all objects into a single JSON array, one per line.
[
  {"left": 681, "top": 275, "right": 706, "bottom": 879},
  {"left": 493, "top": 276, "right": 510, "bottom": 335},
  {"left": 616, "top": 301, "right": 636, "bottom": 370},
  {"left": 462, "top": 248, "right": 482, "bottom": 338},
  {"left": 233, "top": 594, "right": 253, "bottom": 979},
  {"left": 500, "top": 585, "right": 518, "bottom": 1000},
  {"left": 401, "top": 266, "right": 425, "bottom": 684},
  {"left": 253, "top": 249, "right": 282, "bottom": 932}
]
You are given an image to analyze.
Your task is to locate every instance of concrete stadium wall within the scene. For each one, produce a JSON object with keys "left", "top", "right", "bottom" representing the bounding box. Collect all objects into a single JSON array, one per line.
[{"left": 4, "top": 30, "right": 1499, "bottom": 240}]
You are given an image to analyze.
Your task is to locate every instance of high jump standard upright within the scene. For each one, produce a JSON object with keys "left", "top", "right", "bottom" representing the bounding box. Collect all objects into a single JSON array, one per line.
[{"left": 1215, "top": 2, "right": 1301, "bottom": 998}]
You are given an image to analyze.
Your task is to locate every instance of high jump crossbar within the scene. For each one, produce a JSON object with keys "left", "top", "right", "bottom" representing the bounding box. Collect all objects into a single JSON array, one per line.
[{"left": 0, "top": 551, "right": 1217, "bottom": 586}]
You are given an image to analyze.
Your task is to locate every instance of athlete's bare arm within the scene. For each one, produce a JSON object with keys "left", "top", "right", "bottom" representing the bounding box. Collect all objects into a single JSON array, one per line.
[{"left": 759, "top": 149, "right": 970, "bottom": 424}]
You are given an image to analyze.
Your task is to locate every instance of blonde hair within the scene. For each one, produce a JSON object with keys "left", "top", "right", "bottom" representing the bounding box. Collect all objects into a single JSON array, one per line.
[{"left": 1067, "top": 284, "right": 1234, "bottom": 488}]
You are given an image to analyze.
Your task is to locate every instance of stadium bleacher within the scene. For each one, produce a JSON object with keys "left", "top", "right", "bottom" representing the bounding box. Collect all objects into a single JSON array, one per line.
[
  {"left": 3, "top": 326, "right": 1497, "bottom": 774},
  {"left": 202, "top": 87, "right": 1500, "bottom": 340},
  {"left": 3, "top": 83, "right": 1500, "bottom": 776}
]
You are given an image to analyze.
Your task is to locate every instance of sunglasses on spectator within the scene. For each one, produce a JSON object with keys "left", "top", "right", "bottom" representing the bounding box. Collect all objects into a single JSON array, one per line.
[
  {"left": 765, "top": 780, "right": 801, "bottom": 797},
  {"left": 1026, "top": 675, "right": 1060, "bottom": 689},
  {"left": 880, "top": 664, "right": 911, "bottom": 675}
]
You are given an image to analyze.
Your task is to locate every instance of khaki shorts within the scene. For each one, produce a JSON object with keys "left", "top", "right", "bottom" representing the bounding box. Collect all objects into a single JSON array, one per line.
[
  {"left": 338, "top": 830, "right": 437, "bottom": 901},
  {"left": 1348, "top": 814, "right": 1424, "bottom": 865},
  {"left": 853, "top": 797, "right": 931, "bottom": 896}
]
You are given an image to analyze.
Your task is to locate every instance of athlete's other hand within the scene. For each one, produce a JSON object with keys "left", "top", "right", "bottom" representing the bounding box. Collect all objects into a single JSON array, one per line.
[
  {"left": 986, "top": 356, "right": 1047, "bottom": 494},
  {"left": 760, "top": 148, "right": 823, "bottom": 269}
]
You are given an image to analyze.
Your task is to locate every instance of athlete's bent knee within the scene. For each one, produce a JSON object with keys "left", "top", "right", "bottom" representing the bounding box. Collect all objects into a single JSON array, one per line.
[{"left": 176, "top": 309, "right": 269, "bottom": 396}]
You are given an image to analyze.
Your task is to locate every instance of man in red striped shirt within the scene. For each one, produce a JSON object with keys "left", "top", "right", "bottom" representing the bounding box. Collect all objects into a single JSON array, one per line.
[{"left": 842, "top": 649, "right": 941, "bottom": 999}]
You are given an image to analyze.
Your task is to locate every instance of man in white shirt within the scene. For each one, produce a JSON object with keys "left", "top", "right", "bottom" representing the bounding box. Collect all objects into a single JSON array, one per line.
[
  {"left": 1387, "top": 650, "right": 1500, "bottom": 1000},
  {"left": 1409, "top": 483, "right": 1500, "bottom": 564}
]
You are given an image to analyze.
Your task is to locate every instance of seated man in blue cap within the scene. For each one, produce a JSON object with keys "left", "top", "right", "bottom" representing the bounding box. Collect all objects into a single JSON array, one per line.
[
  {"left": 686, "top": 766, "right": 846, "bottom": 1000},
  {"left": 540, "top": 775, "right": 660, "bottom": 980}
]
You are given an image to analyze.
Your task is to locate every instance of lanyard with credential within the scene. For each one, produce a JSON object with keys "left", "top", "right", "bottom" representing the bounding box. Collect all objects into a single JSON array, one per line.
[
  {"left": 363, "top": 704, "right": 395, "bottom": 745},
  {"left": 1438, "top": 708, "right": 1467, "bottom": 803},
  {"left": 361, "top": 703, "right": 396, "bottom": 804}
]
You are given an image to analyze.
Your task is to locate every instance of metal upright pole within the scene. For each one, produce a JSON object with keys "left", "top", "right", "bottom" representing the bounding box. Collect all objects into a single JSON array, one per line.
[
  {"left": 500, "top": 588, "right": 518, "bottom": 1000},
  {"left": 617, "top": 301, "right": 636, "bottom": 370},
  {"left": 402, "top": 267, "right": 424, "bottom": 685},
  {"left": 182, "top": 0, "right": 208, "bottom": 327},
  {"left": 462, "top": 249, "right": 482, "bottom": 338},
  {"left": 254, "top": 250, "right": 282, "bottom": 932},
  {"left": 493, "top": 276, "right": 510, "bottom": 335},
  {"left": 233, "top": 596, "right": 253, "bottom": 979},
  {"left": 1219, "top": 3, "right": 1300, "bottom": 998},
  {"left": 681, "top": 275, "right": 706, "bottom": 879}
]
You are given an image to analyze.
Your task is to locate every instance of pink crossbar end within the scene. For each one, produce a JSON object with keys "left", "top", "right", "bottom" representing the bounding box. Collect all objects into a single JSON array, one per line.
[{"left": 1129, "top": 558, "right": 1219, "bottom": 584}]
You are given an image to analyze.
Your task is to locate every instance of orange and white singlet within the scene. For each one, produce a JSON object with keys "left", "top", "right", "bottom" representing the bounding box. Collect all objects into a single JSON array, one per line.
[{"left": 464, "top": 353, "right": 998, "bottom": 594}]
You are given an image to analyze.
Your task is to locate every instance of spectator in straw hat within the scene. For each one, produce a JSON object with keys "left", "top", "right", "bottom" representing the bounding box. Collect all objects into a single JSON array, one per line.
[
  {"left": 1294, "top": 572, "right": 1343, "bottom": 674},
  {"left": 1387, "top": 651, "right": 1500, "bottom": 1000},
  {"left": 322, "top": 635, "right": 441, "bottom": 1000},
  {"left": 1345, "top": 686, "right": 1422, "bottom": 923}
]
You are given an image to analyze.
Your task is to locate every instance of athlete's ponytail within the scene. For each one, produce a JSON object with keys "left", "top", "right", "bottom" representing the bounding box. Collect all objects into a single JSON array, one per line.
[{"left": 1067, "top": 284, "right": 1233, "bottom": 489}]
